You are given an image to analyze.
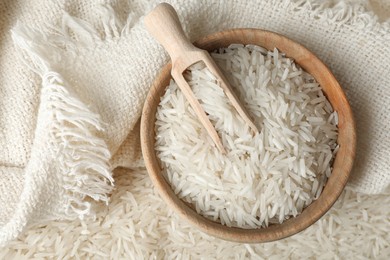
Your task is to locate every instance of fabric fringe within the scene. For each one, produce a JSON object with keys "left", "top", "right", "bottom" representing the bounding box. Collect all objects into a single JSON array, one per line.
[
  {"left": 11, "top": 24, "right": 114, "bottom": 220},
  {"left": 285, "top": 0, "right": 390, "bottom": 38},
  {"left": 9, "top": 1, "right": 145, "bottom": 220},
  {"left": 60, "top": 4, "right": 139, "bottom": 44}
]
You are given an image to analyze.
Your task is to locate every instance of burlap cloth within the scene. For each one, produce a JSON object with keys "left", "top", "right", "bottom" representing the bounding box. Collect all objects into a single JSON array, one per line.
[{"left": 0, "top": 0, "right": 389, "bottom": 245}]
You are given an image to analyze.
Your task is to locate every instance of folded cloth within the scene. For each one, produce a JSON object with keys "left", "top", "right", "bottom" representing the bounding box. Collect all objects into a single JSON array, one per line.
[{"left": 0, "top": 0, "right": 389, "bottom": 246}]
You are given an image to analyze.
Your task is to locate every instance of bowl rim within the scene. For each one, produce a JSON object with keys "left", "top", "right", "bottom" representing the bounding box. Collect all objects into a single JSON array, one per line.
[{"left": 140, "top": 28, "right": 356, "bottom": 243}]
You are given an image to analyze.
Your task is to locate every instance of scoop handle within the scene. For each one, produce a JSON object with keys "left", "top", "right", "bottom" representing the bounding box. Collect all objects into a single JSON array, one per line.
[{"left": 144, "top": 3, "right": 195, "bottom": 61}]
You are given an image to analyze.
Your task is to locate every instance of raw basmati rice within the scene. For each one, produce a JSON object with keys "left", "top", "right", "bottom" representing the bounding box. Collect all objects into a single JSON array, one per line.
[{"left": 155, "top": 44, "right": 338, "bottom": 228}]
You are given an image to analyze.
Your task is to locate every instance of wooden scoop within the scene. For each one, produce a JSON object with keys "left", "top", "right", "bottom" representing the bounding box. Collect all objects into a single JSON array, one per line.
[{"left": 144, "top": 3, "right": 258, "bottom": 154}]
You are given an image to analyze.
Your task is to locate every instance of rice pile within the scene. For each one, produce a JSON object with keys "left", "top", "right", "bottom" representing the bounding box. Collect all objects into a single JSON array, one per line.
[
  {"left": 155, "top": 44, "right": 339, "bottom": 228},
  {"left": 2, "top": 168, "right": 389, "bottom": 259}
]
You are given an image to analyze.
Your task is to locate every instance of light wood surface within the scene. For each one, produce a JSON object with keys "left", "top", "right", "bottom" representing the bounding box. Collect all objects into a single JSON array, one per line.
[
  {"left": 144, "top": 3, "right": 258, "bottom": 154},
  {"left": 141, "top": 27, "right": 356, "bottom": 243}
]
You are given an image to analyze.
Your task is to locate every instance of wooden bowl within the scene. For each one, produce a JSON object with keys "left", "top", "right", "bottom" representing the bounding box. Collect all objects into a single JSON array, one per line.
[{"left": 141, "top": 28, "right": 356, "bottom": 243}]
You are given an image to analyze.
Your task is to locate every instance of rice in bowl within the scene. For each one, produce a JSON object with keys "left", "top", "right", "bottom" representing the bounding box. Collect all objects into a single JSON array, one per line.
[{"left": 155, "top": 44, "right": 339, "bottom": 228}]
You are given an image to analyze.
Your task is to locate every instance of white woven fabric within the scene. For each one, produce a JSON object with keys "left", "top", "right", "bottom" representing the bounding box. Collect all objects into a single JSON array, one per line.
[{"left": 0, "top": 0, "right": 389, "bottom": 246}]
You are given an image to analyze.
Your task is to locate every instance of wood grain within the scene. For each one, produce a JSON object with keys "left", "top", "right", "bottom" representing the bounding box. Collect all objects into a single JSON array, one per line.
[{"left": 140, "top": 28, "right": 356, "bottom": 243}]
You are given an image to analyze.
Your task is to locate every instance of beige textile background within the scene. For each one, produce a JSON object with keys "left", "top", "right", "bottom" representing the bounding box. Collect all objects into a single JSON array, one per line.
[{"left": 0, "top": 0, "right": 389, "bottom": 248}]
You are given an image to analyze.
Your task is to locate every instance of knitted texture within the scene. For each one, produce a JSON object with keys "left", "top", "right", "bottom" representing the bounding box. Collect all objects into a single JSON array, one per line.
[{"left": 0, "top": 0, "right": 389, "bottom": 246}]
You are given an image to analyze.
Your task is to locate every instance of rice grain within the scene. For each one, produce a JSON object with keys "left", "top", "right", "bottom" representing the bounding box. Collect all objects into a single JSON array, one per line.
[{"left": 155, "top": 44, "right": 339, "bottom": 228}]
